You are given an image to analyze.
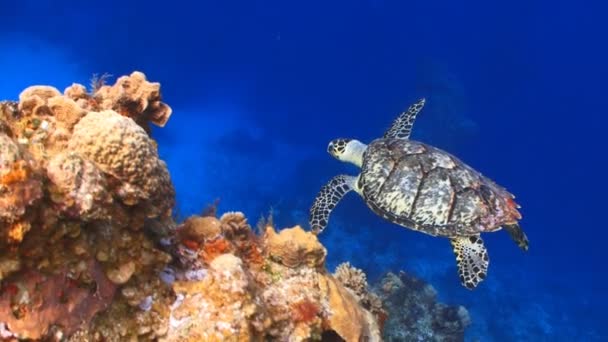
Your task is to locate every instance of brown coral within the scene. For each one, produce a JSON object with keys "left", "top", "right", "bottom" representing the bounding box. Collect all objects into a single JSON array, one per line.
[
  {"left": 264, "top": 225, "right": 327, "bottom": 269},
  {"left": 179, "top": 215, "right": 222, "bottom": 243},
  {"left": 219, "top": 211, "right": 252, "bottom": 239},
  {"left": 94, "top": 71, "right": 172, "bottom": 127},
  {"left": 219, "top": 211, "right": 264, "bottom": 266}
]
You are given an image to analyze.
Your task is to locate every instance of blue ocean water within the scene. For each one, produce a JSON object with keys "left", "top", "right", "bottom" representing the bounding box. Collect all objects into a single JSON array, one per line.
[{"left": 1, "top": 0, "right": 606, "bottom": 340}]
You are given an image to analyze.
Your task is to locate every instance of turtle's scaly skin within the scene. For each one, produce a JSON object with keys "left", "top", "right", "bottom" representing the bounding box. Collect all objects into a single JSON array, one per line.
[{"left": 359, "top": 138, "right": 521, "bottom": 237}]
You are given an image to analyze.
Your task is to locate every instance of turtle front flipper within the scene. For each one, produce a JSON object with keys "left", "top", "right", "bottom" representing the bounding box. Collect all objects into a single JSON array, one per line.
[
  {"left": 309, "top": 174, "right": 357, "bottom": 234},
  {"left": 383, "top": 98, "right": 426, "bottom": 139},
  {"left": 450, "top": 235, "right": 489, "bottom": 290},
  {"left": 503, "top": 223, "right": 529, "bottom": 251}
]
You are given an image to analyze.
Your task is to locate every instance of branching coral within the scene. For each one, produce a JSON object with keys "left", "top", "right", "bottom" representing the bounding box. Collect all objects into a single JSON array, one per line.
[
  {"left": 334, "top": 262, "right": 387, "bottom": 332},
  {"left": 334, "top": 261, "right": 369, "bottom": 298}
]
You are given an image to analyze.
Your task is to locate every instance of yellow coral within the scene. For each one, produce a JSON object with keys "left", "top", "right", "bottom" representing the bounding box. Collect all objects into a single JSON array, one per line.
[
  {"left": 7, "top": 221, "right": 31, "bottom": 243},
  {"left": 318, "top": 274, "right": 381, "bottom": 342},
  {"left": 264, "top": 225, "right": 327, "bottom": 269}
]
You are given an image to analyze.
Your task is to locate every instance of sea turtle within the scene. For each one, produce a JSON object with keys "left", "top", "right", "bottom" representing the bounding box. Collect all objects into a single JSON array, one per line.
[{"left": 309, "top": 99, "right": 529, "bottom": 289}]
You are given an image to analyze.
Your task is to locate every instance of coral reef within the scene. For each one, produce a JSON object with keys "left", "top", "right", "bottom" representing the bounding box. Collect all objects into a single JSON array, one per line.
[
  {"left": 374, "top": 271, "right": 471, "bottom": 341},
  {"left": 165, "top": 217, "right": 381, "bottom": 342},
  {"left": 333, "top": 262, "right": 387, "bottom": 330},
  {"left": 0, "top": 71, "right": 176, "bottom": 340},
  {"left": 0, "top": 72, "right": 386, "bottom": 341},
  {"left": 0, "top": 72, "right": 471, "bottom": 341}
]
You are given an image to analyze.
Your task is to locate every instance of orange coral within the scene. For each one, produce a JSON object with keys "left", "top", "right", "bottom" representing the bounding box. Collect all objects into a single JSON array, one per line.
[
  {"left": 240, "top": 241, "right": 264, "bottom": 267},
  {"left": 7, "top": 221, "right": 31, "bottom": 243},
  {"left": 181, "top": 239, "right": 200, "bottom": 250},
  {"left": 201, "top": 237, "right": 233, "bottom": 263},
  {"left": 0, "top": 160, "right": 28, "bottom": 185},
  {"left": 291, "top": 300, "right": 320, "bottom": 324}
]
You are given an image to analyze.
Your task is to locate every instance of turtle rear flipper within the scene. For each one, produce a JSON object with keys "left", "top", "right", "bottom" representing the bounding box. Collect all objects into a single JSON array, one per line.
[
  {"left": 503, "top": 223, "right": 529, "bottom": 251},
  {"left": 309, "top": 175, "right": 358, "bottom": 234},
  {"left": 451, "top": 235, "right": 489, "bottom": 290},
  {"left": 383, "top": 98, "right": 426, "bottom": 139}
]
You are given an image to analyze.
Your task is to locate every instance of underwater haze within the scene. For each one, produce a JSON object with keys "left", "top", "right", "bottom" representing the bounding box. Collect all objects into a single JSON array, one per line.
[{"left": 1, "top": 0, "right": 606, "bottom": 340}]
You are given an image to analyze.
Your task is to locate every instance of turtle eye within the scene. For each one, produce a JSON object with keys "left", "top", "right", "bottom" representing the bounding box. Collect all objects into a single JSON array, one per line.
[{"left": 328, "top": 139, "right": 350, "bottom": 157}]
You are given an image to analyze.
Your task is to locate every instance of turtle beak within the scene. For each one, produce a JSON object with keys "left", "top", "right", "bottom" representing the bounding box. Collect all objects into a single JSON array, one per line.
[{"left": 327, "top": 141, "right": 338, "bottom": 158}]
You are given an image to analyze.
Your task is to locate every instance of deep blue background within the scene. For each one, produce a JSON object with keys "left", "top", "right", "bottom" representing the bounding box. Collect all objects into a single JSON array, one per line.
[{"left": 1, "top": 0, "right": 606, "bottom": 340}]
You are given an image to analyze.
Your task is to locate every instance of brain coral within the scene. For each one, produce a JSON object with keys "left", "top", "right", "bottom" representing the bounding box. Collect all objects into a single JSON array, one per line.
[{"left": 67, "top": 110, "right": 174, "bottom": 215}]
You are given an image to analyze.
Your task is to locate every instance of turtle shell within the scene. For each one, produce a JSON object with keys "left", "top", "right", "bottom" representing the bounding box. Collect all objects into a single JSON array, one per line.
[{"left": 358, "top": 138, "right": 521, "bottom": 237}]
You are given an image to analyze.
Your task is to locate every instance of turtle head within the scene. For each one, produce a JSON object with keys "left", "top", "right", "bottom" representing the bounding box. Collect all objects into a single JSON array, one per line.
[{"left": 327, "top": 138, "right": 367, "bottom": 168}]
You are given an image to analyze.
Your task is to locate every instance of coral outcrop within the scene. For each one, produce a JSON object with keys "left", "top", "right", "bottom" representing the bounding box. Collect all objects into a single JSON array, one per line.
[
  {"left": 164, "top": 216, "right": 381, "bottom": 342},
  {"left": 0, "top": 72, "right": 472, "bottom": 341},
  {"left": 0, "top": 72, "right": 176, "bottom": 340},
  {"left": 0, "top": 72, "right": 388, "bottom": 341}
]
